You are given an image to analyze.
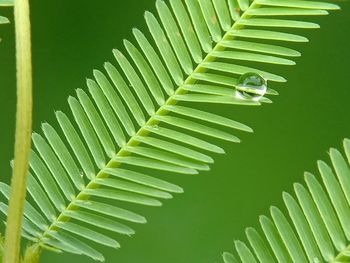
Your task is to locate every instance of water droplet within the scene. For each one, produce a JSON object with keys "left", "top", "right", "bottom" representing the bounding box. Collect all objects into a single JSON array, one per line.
[{"left": 236, "top": 72, "right": 267, "bottom": 101}]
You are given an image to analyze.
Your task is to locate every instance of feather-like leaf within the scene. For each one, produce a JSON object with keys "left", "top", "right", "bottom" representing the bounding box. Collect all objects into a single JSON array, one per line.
[{"left": 220, "top": 139, "right": 350, "bottom": 262}]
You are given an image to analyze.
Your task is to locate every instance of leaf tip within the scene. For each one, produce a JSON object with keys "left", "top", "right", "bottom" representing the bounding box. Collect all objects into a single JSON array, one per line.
[
  {"left": 144, "top": 10, "right": 154, "bottom": 20},
  {"left": 132, "top": 27, "right": 142, "bottom": 37},
  {"left": 282, "top": 191, "right": 291, "bottom": 200},
  {"left": 86, "top": 78, "right": 95, "bottom": 87}
]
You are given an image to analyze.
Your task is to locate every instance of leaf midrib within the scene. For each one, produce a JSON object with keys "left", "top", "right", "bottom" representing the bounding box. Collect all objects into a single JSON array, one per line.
[{"left": 36, "top": 1, "right": 259, "bottom": 245}]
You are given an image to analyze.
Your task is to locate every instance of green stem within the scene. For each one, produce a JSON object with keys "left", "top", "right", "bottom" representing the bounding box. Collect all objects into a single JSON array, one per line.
[
  {"left": 0, "top": 233, "right": 4, "bottom": 262},
  {"left": 3, "top": 0, "right": 33, "bottom": 263}
]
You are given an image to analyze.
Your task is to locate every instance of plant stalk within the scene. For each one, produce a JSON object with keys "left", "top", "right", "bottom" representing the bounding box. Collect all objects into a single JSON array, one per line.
[{"left": 3, "top": 0, "right": 33, "bottom": 262}]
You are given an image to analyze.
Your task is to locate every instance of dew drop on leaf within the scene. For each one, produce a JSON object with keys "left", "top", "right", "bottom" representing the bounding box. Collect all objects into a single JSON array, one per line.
[{"left": 236, "top": 72, "right": 267, "bottom": 101}]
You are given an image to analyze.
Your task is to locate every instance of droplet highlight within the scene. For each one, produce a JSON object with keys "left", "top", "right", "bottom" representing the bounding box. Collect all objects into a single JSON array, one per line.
[{"left": 236, "top": 72, "right": 267, "bottom": 101}]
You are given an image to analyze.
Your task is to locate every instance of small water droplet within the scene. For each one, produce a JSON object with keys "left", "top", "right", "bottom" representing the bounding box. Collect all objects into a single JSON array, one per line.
[
  {"left": 236, "top": 72, "right": 267, "bottom": 101},
  {"left": 152, "top": 125, "right": 159, "bottom": 130}
]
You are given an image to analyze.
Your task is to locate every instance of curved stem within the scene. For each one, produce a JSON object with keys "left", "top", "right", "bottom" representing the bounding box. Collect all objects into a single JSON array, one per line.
[
  {"left": 0, "top": 233, "right": 4, "bottom": 261},
  {"left": 3, "top": 0, "right": 33, "bottom": 262}
]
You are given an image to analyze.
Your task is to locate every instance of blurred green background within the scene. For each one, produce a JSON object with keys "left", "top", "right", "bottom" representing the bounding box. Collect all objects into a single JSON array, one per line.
[{"left": 1, "top": 1, "right": 350, "bottom": 262}]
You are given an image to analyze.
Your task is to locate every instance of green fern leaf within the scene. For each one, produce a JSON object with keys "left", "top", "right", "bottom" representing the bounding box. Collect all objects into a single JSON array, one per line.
[
  {"left": 0, "top": 0, "right": 339, "bottom": 261},
  {"left": 221, "top": 139, "right": 350, "bottom": 262},
  {"left": 0, "top": 15, "right": 9, "bottom": 24}
]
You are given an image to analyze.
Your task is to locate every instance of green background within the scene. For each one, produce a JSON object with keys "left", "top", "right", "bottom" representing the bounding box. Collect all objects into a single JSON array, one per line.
[{"left": 1, "top": 1, "right": 350, "bottom": 262}]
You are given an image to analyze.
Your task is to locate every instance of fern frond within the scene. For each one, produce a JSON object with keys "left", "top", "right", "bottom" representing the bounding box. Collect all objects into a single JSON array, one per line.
[
  {"left": 221, "top": 139, "right": 350, "bottom": 263},
  {"left": 0, "top": 15, "right": 9, "bottom": 25},
  {"left": 0, "top": 0, "right": 339, "bottom": 261}
]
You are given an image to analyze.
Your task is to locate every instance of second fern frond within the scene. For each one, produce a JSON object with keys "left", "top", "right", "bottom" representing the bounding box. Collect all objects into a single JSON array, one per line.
[{"left": 222, "top": 139, "right": 350, "bottom": 263}]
